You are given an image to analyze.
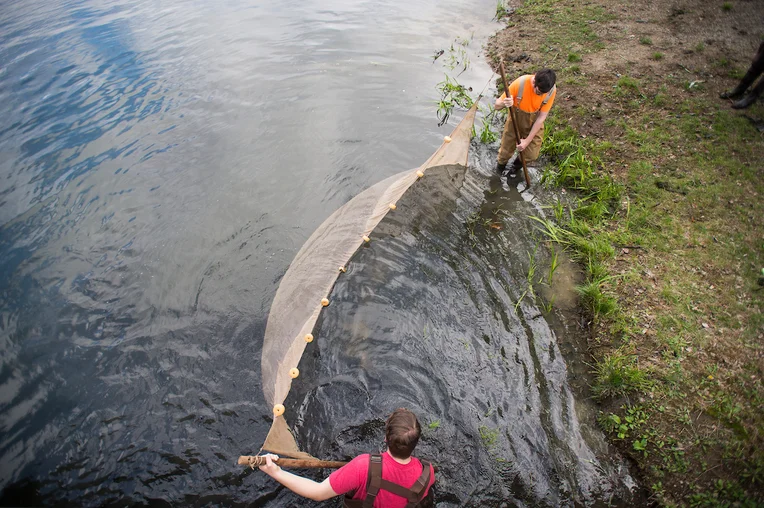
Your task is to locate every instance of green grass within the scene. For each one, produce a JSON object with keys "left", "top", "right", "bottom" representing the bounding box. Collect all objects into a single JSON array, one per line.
[
  {"left": 527, "top": 98, "right": 762, "bottom": 502},
  {"left": 515, "top": 0, "right": 613, "bottom": 55},
  {"left": 639, "top": 36, "right": 653, "bottom": 45},
  {"left": 614, "top": 76, "right": 640, "bottom": 97},
  {"left": 592, "top": 353, "right": 651, "bottom": 398},
  {"left": 576, "top": 276, "right": 618, "bottom": 319}
]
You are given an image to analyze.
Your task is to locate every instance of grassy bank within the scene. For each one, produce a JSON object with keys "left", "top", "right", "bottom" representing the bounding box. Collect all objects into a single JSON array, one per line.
[{"left": 487, "top": 0, "right": 763, "bottom": 505}]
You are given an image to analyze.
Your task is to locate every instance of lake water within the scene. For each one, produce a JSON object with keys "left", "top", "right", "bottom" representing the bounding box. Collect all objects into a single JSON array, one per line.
[{"left": 0, "top": 0, "right": 641, "bottom": 505}]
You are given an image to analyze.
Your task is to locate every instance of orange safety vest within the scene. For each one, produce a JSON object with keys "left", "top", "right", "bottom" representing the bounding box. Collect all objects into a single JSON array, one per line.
[{"left": 514, "top": 75, "right": 556, "bottom": 113}]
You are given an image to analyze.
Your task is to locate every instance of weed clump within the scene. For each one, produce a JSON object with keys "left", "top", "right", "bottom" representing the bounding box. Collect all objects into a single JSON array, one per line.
[{"left": 593, "top": 353, "right": 651, "bottom": 398}]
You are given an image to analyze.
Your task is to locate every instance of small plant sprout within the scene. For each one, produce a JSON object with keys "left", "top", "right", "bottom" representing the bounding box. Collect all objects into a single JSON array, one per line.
[
  {"left": 494, "top": 0, "right": 510, "bottom": 20},
  {"left": 548, "top": 248, "right": 560, "bottom": 285}
]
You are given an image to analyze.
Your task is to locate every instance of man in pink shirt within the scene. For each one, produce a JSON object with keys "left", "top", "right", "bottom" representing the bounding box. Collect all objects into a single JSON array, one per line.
[{"left": 259, "top": 408, "right": 436, "bottom": 507}]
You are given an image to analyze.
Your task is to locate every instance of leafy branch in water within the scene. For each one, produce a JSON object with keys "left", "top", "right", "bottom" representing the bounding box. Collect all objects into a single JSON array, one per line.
[
  {"left": 436, "top": 75, "right": 474, "bottom": 127},
  {"left": 444, "top": 35, "right": 473, "bottom": 75}
]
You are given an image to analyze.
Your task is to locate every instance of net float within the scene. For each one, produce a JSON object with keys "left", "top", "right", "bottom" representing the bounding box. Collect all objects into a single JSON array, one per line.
[
  {"left": 389, "top": 203, "right": 396, "bottom": 210},
  {"left": 339, "top": 266, "right": 346, "bottom": 273},
  {"left": 416, "top": 170, "right": 424, "bottom": 178},
  {"left": 304, "top": 333, "right": 314, "bottom": 343},
  {"left": 444, "top": 135, "right": 452, "bottom": 143},
  {"left": 289, "top": 368, "right": 299, "bottom": 379},
  {"left": 273, "top": 404, "right": 285, "bottom": 416},
  {"left": 362, "top": 235, "right": 370, "bottom": 243},
  {"left": 321, "top": 298, "right": 330, "bottom": 306}
]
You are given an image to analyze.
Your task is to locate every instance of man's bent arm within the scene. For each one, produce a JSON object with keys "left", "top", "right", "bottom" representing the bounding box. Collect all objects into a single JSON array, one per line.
[{"left": 525, "top": 110, "right": 549, "bottom": 142}]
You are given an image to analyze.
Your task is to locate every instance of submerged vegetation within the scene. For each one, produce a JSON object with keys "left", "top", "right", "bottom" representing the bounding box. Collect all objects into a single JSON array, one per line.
[{"left": 487, "top": 0, "right": 763, "bottom": 505}]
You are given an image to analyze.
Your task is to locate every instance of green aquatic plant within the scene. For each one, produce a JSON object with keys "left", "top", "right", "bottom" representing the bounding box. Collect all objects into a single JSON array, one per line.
[
  {"left": 494, "top": 0, "right": 510, "bottom": 20},
  {"left": 443, "top": 36, "right": 472, "bottom": 75},
  {"left": 479, "top": 116, "right": 499, "bottom": 144},
  {"left": 547, "top": 247, "right": 559, "bottom": 285},
  {"left": 541, "top": 295, "right": 555, "bottom": 313},
  {"left": 479, "top": 425, "right": 499, "bottom": 449},
  {"left": 436, "top": 75, "right": 474, "bottom": 126}
]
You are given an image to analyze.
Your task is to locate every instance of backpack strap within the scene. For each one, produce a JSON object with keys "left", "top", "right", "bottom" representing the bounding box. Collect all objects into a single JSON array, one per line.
[
  {"left": 541, "top": 85, "right": 556, "bottom": 106},
  {"left": 361, "top": 455, "right": 434, "bottom": 508},
  {"left": 410, "top": 460, "right": 432, "bottom": 498},
  {"left": 515, "top": 75, "right": 529, "bottom": 103},
  {"left": 362, "top": 454, "right": 383, "bottom": 508},
  {"left": 404, "top": 460, "right": 432, "bottom": 508}
]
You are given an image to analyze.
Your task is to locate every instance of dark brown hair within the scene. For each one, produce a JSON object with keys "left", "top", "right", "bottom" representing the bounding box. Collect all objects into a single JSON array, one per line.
[
  {"left": 534, "top": 68, "right": 557, "bottom": 93},
  {"left": 385, "top": 408, "right": 421, "bottom": 459}
]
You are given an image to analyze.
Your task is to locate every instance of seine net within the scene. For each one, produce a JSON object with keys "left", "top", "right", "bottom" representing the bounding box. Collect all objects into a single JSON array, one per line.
[{"left": 260, "top": 103, "right": 478, "bottom": 459}]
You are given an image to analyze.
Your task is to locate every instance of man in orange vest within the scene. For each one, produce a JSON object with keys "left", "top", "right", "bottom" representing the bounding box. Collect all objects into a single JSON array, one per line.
[
  {"left": 494, "top": 68, "right": 557, "bottom": 176},
  {"left": 258, "top": 408, "right": 435, "bottom": 507}
]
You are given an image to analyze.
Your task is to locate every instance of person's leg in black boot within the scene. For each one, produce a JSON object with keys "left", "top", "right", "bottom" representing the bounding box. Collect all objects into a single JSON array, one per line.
[
  {"left": 507, "top": 156, "right": 523, "bottom": 177},
  {"left": 721, "top": 41, "right": 764, "bottom": 103},
  {"left": 733, "top": 76, "right": 764, "bottom": 109}
]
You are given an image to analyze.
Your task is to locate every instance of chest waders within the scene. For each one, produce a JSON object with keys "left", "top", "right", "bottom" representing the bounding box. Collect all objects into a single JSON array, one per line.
[
  {"left": 497, "top": 76, "right": 556, "bottom": 165},
  {"left": 343, "top": 454, "right": 434, "bottom": 508}
]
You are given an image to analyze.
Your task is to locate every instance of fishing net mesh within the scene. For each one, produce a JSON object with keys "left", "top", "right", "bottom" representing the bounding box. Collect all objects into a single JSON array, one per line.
[{"left": 260, "top": 103, "right": 478, "bottom": 459}]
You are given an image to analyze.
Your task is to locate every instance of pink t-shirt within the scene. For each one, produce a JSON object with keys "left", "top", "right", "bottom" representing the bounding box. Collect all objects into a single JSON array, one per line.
[{"left": 329, "top": 452, "right": 435, "bottom": 507}]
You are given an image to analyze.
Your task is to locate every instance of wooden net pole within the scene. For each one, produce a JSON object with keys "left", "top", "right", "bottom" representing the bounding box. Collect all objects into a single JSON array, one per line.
[
  {"left": 499, "top": 60, "right": 531, "bottom": 188},
  {"left": 239, "top": 455, "right": 348, "bottom": 469}
]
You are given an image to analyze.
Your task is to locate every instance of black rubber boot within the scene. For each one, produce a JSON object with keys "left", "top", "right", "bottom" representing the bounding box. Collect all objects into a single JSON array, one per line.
[
  {"left": 496, "top": 162, "right": 507, "bottom": 174},
  {"left": 732, "top": 93, "right": 759, "bottom": 109},
  {"left": 508, "top": 157, "right": 523, "bottom": 176},
  {"left": 720, "top": 86, "right": 746, "bottom": 100}
]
